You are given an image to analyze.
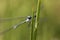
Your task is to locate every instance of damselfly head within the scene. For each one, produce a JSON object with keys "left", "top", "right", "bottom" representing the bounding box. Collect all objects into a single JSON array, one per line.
[{"left": 27, "top": 16, "right": 32, "bottom": 20}]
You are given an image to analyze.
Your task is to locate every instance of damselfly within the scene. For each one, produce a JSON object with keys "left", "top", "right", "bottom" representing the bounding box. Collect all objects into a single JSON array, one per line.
[{"left": 0, "top": 15, "right": 36, "bottom": 35}]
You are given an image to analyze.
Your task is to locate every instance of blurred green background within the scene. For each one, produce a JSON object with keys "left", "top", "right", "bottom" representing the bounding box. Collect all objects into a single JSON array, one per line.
[
  {"left": 0, "top": 0, "right": 60, "bottom": 40},
  {"left": 0, "top": 0, "right": 32, "bottom": 40}
]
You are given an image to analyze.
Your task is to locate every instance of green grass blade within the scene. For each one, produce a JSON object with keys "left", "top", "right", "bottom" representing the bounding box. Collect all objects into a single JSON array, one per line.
[
  {"left": 34, "top": 0, "right": 41, "bottom": 40},
  {"left": 31, "top": 0, "right": 41, "bottom": 40}
]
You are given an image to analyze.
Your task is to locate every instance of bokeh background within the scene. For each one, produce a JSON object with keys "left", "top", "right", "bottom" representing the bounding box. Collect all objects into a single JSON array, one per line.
[
  {"left": 0, "top": 0, "right": 60, "bottom": 40},
  {"left": 0, "top": 0, "right": 32, "bottom": 40}
]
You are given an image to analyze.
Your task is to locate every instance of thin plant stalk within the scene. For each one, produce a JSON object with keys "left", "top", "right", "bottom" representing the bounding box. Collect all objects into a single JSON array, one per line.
[
  {"left": 31, "top": 7, "right": 35, "bottom": 40},
  {"left": 34, "top": 0, "right": 41, "bottom": 40},
  {"left": 31, "top": 0, "right": 36, "bottom": 40},
  {"left": 31, "top": 0, "right": 41, "bottom": 40}
]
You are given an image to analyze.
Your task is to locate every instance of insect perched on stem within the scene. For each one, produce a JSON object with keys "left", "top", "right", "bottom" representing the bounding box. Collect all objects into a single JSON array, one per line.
[{"left": 0, "top": 15, "right": 36, "bottom": 35}]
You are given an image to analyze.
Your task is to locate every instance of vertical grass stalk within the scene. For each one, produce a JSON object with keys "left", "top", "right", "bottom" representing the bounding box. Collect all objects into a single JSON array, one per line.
[
  {"left": 31, "top": 0, "right": 41, "bottom": 40},
  {"left": 34, "top": 0, "right": 41, "bottom": 40},
  {"left": 31, "top": 0, "right": 36, "bottom": 40}
]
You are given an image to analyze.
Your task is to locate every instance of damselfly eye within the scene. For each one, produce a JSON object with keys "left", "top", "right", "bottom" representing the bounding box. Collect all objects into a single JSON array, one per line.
[{"left": 27, "top": 16, "right": 32, "bottom": 20}]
